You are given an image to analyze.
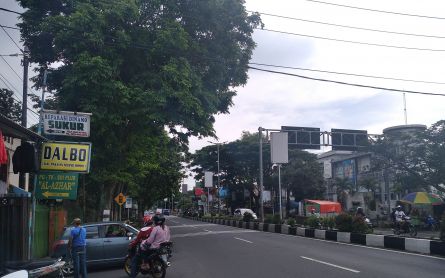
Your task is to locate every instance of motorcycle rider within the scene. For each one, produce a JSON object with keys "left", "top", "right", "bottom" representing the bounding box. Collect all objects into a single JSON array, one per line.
[
  {"left": 140, "top": 214, "right": 171, "bottom": 270},
  {"left": 394, "top": 205, "right": 407, "bottom": 231},
  {"left": 129, "top": 215, "right": 154, "bottom": 278},
  {"left": 355, "top": 207, "right": 366, "bottom": 219}
]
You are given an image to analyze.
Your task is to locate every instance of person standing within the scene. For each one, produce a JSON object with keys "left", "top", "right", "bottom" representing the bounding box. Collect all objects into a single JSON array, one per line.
[{"left": 68, "top": 218, "right": 87, "bottom": 278}]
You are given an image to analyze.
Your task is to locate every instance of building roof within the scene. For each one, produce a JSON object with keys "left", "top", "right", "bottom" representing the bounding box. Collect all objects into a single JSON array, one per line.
[{"left": 0, "top": 113, "right": 46, "bottom": 141}]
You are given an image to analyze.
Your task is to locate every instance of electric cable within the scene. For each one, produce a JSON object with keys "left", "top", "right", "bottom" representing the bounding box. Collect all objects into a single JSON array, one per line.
[{"left": 248, "top": 66, "right": 445, "bottom": 97}]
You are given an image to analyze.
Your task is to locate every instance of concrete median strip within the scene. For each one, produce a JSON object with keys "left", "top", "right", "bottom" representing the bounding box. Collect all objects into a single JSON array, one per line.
[{"left": 300, "top": 256, "right": 360, "bottom": 273}]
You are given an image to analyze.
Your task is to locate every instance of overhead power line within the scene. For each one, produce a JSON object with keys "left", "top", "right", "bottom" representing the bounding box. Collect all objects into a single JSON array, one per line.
[
  {"left": 0, "top": 7, "right": 22, "bottom": 15},
  {"left": 304, "top": 0, "right": 445, "bottom": 20},
  {"left": 250, "top": 11, "right": 445, "bottom": 39},
  {"left": 248, "top": 66, "right": 445, "bottom": 97},
  {"left": 1, "top": 25, "right": 23, "bottom": 51},
  {"left": 249, "top": 62, "right": 445, "bottom": 85},
  {"left": 0, "top": 24, "right": 20, "bottom": 31},
  {"left": 257, "top": 28, "right": 445, "bottom": 52}
]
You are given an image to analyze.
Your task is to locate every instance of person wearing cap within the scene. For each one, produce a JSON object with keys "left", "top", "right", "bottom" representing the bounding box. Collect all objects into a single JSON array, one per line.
[{"left": 68, "top": 218, "right": 87, "bottom": 278}]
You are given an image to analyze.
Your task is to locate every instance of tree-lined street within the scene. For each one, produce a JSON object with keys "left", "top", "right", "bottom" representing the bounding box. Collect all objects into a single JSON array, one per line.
[{"left": 89, "top": 216, "right": 445, "bottom": 278}]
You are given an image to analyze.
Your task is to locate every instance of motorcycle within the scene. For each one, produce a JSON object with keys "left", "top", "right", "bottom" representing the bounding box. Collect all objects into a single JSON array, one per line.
[
  {"left": 2, "top": 258, "right": 65, "bottom": 278},
  {"left": 364, "top": 217, "right": 373, "bottom": 232},
  {"left": 393, "top": 216, "right": 417, "bottom": 237},
  {"left": 124, "top": 241, "right": 173, "bottom": 278}
]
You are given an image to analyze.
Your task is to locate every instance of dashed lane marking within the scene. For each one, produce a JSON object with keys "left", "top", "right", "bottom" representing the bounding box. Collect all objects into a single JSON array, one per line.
[
  {"left": 172, "top": 230, "right": 258, "bottom": 238},
  {"left": 300, "top": 256, "right": 360, "bottom": 273},
  {"left": 234, "top": 237, "right": 253, "bottom": 243}
]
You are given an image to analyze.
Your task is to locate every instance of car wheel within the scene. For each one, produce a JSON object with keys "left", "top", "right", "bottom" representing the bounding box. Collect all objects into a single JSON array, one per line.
[{"left": 62, "top": 259, "right": 74, "bottom": 276}]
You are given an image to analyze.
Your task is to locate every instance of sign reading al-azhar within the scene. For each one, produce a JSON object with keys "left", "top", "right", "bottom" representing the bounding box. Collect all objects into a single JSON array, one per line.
[
  {"left": 42, "top": 110, "right": 91, "bottom": 138},
  {"left": 36, "top": 172, "right": 79, "bottom": 200}
]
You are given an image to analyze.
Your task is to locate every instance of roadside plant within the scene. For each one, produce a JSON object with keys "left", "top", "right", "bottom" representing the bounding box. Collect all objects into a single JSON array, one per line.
[
  {"left": 335, "top": 213, "right": 353, "bottom": 232},
  {"left": 352, "top": 216, "right": 371, "bottom": 234},
  {"left": 272, "top": 214, "right": 281, "bottom": 225},
  {"left": 305, "top": 215, "right": 320, "bottom": 229},
  {"left": 440, "top": 213, "right": 445, "bottom": 241},
  {"left": 287, "top": 218, "right": 296, "bottom": 227},
  {"left": 243, "top": 212, "right": 254, "bottom": 222},
  {"left": 264, "top": 214, "right": 273, "bottom": 224}
]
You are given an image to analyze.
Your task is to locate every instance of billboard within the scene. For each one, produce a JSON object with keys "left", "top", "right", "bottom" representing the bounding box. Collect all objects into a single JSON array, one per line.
[
  {"left": 204, "top": 171, "right": 213, "bottom": 188},
  {"left": 334, "top": 159, "right": 356, "bottom": 185},
  {"left": 40, "top": 142, "right": 92, "bottom": 173},
  {"left": 42, "top": 110, "right": 91, "bottom": 138}
]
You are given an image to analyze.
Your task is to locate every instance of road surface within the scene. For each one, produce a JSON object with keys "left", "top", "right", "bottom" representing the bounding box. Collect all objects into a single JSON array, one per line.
[{"left": 89, "top": 216, "right": 445, "bottom": 278}]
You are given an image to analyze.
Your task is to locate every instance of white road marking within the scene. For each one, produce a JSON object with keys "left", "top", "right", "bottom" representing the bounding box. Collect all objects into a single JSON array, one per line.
[
  {"left": 170, "top": 220, "right": 180, "bottom": 224},
  {"left": 275, "top": 233, "right": 445, "bottom": 262},
  {"left": 169, "top": 224, "right": 217, "bottom": 228},
  {"left": 300, "top": 256, "right": 360, "bottom": 273},
  {"left": 234, "top": 237, "right": 253, "bottom": 243},
  {"left": 203, "top": 229, "right": 211, "bottom": 232},
  {"left": 172, "top": 230, "right": 258, "bottom": 238}
]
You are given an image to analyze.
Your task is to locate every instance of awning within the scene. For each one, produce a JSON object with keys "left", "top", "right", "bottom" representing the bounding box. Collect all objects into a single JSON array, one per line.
[
  {"left": 0, "top": 114, "right": 46, "bottom": 142},
  {"left": 305, "top": 199, "right": 342, "bottom": 213}
]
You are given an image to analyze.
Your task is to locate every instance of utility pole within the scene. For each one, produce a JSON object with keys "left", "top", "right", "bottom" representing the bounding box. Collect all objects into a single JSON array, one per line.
[
  {"left": 259, "top": 127, "right": 264, "bottom": 221},
  {"left": 19, "top": 46, "right": 29, "bottom": 190},
  {"left": 217, "top": 143, "right": 220, "bottom": 215}
]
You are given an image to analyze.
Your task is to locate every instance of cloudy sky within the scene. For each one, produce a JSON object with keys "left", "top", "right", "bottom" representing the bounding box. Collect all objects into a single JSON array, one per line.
[{"left": 2, "top": 0, "right": 445, "bottom": 188}]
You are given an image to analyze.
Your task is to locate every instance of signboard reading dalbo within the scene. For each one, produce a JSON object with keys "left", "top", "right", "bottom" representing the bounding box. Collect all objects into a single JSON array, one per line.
[
  {"left": 40, "top": 142, "right": 92, "bottom": 173},
  {"left": 42, "top": 110, "right": 91, "bottom": 138},
  {"left": 36, "top": 172, "right": 79, "bottom": 200}
]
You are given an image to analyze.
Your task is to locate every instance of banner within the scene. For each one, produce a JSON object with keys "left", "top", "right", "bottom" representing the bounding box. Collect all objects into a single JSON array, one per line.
[
  {"left": 40, "top": 142, "right": 92, "bottom": 173},
  {"left": 42, "top": 110, "right": 91, "bottom": 138}
]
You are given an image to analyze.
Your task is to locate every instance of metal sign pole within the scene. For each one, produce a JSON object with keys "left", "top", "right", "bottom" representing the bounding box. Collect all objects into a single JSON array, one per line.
[{"left": 278, "top": 164, "right": 282, "bottom": 221}]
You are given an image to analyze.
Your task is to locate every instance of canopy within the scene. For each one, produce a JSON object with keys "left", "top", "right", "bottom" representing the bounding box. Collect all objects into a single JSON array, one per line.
[
  {"left": 305, "top": 199, "right": 342, "bottom": 213},
  {"left": 401, "top": 192, "right": 444, "bottom": 206}
]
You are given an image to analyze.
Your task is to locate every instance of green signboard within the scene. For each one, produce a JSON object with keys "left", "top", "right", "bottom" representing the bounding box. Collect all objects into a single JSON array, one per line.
[{"left": 36, "top": 172, "right": 79, "bottom": 200}]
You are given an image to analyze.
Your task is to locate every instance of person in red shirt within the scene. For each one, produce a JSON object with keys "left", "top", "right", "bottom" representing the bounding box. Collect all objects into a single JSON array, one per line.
[{"left": 129, "top": 215, "right": 153, "bottom": 277}]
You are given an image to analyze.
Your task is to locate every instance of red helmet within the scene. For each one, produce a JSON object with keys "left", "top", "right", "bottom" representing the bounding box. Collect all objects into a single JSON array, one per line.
[{"left": 143, "top": 215, "right": 153, "bottom": 226}]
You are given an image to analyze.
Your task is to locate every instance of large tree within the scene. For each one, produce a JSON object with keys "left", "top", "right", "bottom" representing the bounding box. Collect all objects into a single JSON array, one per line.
[
  {"left": 371, "top": 120, "right": 445, "bottom": 194},
  {"left": 18, "top": 0, "right": 261, "bottom": 219},
  {"left": 0, "top": 88, "right": 22, "bottom": 123}
]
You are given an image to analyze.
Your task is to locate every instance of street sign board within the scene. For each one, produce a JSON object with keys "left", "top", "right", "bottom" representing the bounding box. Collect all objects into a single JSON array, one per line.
[
  {"left": 114, "top": 193, "right": 126, "bottom": 206},
  {"left": 204, "top": 171, "right": 213, "bottom": 188},
  {"left": 42, "top": 110, "right": 91, "bottom": 137},
  {"left": 281, "top": 126, "right": 321, "bottom": 149},
  {"left": 125, "top": 197, "right": 132, "bottom": 209},
  {"left": 271, "top": 132, "right": 288, "bottom": 164},
  {"left": 40, "top": 142, "right": 92, "bottom": 173},
  {"left": 36, "top": 172, "right": 79, "bottom": 200},
  {"left": 331, "top": 129, "right": 368, "bottom": 151}
]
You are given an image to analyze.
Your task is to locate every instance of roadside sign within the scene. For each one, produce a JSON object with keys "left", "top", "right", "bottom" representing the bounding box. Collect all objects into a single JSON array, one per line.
[
  {"left": 42, "top": 110, "right": 91, "bottom": 138},
  {"left": 125, "top": 197, "right": 132, "bottom": 209},
  {"left": 114, "top": 193, "right": 126, "bottom": 206},
  {"left": 40, "top": 142, "right": 92, "bottom": 173},
  {"left": 35, "top": 172, "right": 79, "bottom": 200}
]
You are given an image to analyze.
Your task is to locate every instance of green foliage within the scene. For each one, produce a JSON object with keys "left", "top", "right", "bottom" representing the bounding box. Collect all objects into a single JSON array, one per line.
[
  {"left": 335, "top": 213, "right": 353, "bottom": 232},
  {"left": 243, "top": 211, "right": 254, "bottom": 222},
  {"left": 264, "top": 214, "right": 273, "bottom": 224},
  {"left": 0, "top": 88, "right": 22, "bottom": 123},
  {"left": 18, "top": 0, "right": 262, "bottom": 218},
  {"left": 287, "top": 218, "right": 296, "bottom": 227},
  {"left": 305, "top": 215, "right": 320, "bottom": 229},
  {"left": 352, "top": 216, "right": 371, "bottom": 234},
  {"left": 321, "top": 217, "right": 336, "bottom": 230},
  {"left": 272, "top": 214, "right": 281, "bottom": 225}
]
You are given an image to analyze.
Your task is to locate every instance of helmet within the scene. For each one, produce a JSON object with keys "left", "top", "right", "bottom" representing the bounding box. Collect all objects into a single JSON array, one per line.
[
  {"left": 153, "top": 215, "right": 165, "bottom": 225},
  {"left": 396, "top": 205, "right": 402, "bottom": 210},
  {"left": 143, "top": 215, "right": 153, "bottom": 226}
]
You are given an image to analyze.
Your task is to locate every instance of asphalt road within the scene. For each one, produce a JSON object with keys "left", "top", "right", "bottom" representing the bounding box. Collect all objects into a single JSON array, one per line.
[{"left": 89, "top": 216, "right": 445, "bottom": 278}]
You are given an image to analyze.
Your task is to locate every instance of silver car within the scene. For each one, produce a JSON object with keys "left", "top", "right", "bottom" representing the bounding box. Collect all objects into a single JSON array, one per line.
[{"left": 51, "top": 222, "right": 138, "bottom": 275}]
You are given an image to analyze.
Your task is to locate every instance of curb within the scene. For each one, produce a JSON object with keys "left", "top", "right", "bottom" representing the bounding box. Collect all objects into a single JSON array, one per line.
[{"left": 184, "top": 217, "right": 444, "bottom": 256}]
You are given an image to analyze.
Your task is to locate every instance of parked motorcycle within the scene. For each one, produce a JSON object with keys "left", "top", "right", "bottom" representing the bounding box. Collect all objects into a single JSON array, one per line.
[
  {"left": 393, "top": 216, "right": 417, "bottom": 237},
  {"left": 2, "top": 258, "right": 65, "bottom": 278},
  {"left": 124, "top": 241, "right": 173, "bottom": 278}
]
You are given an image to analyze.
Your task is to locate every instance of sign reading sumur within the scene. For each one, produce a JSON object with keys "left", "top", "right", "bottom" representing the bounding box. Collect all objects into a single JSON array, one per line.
[
  {"left": 40, "top": 142, "right": 92, "bottom": 173},
  {"left": 42, "top": 110, "right": 91, "bottom": 138}
]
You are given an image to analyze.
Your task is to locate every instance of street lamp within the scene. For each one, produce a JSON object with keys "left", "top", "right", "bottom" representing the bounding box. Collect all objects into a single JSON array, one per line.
[{"left": 208, "top": 140, "right": 227, "bottom": 215}]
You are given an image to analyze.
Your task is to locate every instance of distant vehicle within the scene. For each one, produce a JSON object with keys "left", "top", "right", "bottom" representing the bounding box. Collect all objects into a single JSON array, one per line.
[
  {"left": 234, "top": 208, "right": 258, "bottom": 220},
  {"left": 51, "top": 222, "right": 138, "bottom": 275},
  {"left": 163, "top": 209, "right": 170, "bottom": 216},
  {"left": 156, "top": 208, "right": 163, "bottom": 214}
]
